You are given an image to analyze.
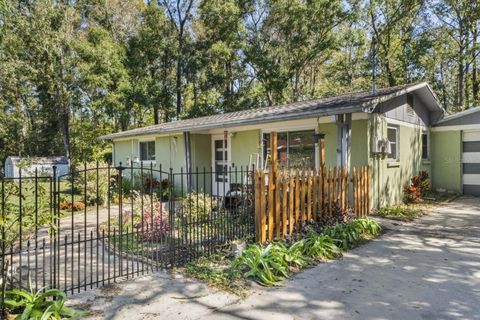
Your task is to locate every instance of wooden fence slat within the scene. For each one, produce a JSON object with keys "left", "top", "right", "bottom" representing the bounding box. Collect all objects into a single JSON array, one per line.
[
  {"left": 289, "top": 169, "right": 295, "bottom": 235},
  {"left": 306, "top": 169, "right": 313, "bottom": 221},
  {"left": 353, "top": 167, "right": 357, "bottom": 216},
  {"left": 328, "top": 168, "right": 333, "bottom": 216},
  {"left": 275, "top": 169, "right": 281, "bottom": 238},
  {"left": 345, "top": 168, "right": 350, "bottom": 210},
  {"left": 363, "top": 167, "right": 367, "bottom": 217},
  {"left": 268, "top": 171, "right": 274, "bottom": 241},
  {"left": 295, "top": 169, "right": 300, "bottom": 231},
  {"left": 314, "top": 169, "right": 317, "bottom": 216},
  {"left": 360, "top": 167, "right": 363, "bottom": 217},
  {"left": 368, "top": 167, "right": 371, "bottom": 215},
  {"left": 260, "top": 171, "right": 267, "bottom": 242},
  {"left": 254, "top": 171, "right": 260, "bottom": 242},
  {"left": 300, "top": 169, "right": 306, "bottom": 222},
  {"left": 282, "top": 169, "right": 287, "bottom": 237},
  {"left": 340, "top": 168, "right": 344, "bottom": 211}
]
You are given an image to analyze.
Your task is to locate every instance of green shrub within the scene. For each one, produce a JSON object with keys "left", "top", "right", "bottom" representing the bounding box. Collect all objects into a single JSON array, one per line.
[
  {"left": 234, "top": 219, "right": 380, "bottom": 286},
  {"left": 324, "top": 219, "right": 381, "bottom": 249},
  {"left": 74, "top": 162, "right": 111, "bottom": 206},
  {"left": 275, "top": 241, "right": 308, "bottom": 269},
  {"left": 179, "top": 192, "right": 217, "bottom": 220},
  {"left": 301, "top": 232, "right": 342, "bottom": 260},
  {"left": 4, "top": 286, "right": 86, "bottom": 319},
  {"left": 233, "top": 243, "right": 289, "bottom": 286},
  {"left": 353, "top": 218, "right": 381, "bottom": 236}
]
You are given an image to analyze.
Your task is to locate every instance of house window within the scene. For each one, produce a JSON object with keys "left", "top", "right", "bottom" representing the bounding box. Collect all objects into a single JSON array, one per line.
[
  {"left": 263, "top": 130, "right": 315, "bottom": 169},
  {"left": 422, "top": 132, "right": 429, "bottom": 160},
  {"left": 139, "top": 141, "right": 156, "bottom": 161},
  {"left": 387, "top": 126, "right": 399, "bottom": 161}
]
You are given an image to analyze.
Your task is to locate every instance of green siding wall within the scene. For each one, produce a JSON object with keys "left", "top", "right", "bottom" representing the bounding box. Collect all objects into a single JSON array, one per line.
[
  {"left": 191, "top": 134, "right": 212, "bottom": 191},
  {"left": 431, "top": 130, "right": 462, "bottom": 193},
  {"left": 231, "top": 130, "right": 261, "bottom": 168},
  {"left": 317, "top": 122, "right": 337, "bottom": 167},
  {"left": 371, "top": 123, "right": 430, "bottom": 208},
  {"left": 113, "top": 140, "right": 135, "bottom": 166},
  {"left": 351, "top": 120, "right": 369, "bottom": 167}
]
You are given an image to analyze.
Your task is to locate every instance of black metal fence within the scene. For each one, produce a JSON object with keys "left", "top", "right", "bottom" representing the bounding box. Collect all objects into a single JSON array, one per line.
[{"left": 0, "top": 163, "right": 255, "bottom": 298}]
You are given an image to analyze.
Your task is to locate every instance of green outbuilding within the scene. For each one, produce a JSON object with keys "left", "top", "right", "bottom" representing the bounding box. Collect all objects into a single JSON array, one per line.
[{"left": 431, "top": 107, "right": 480, "bottom": 196}]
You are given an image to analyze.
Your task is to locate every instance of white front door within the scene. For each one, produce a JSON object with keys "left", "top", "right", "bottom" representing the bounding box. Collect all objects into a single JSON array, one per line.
[{"left": 212, "top": 135, "right": 231, "bottom": 195}]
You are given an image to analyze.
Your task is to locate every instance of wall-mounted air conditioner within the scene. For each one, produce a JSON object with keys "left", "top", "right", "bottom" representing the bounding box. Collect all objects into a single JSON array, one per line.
[{"left": 373, "top": 138, "right": 391, "bottom": 154}]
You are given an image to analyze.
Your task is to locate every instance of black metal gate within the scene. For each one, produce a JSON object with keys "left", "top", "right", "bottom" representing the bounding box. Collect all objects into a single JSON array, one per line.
[{"left": 0, "top": 163, "right": 254, "bottom": 296}]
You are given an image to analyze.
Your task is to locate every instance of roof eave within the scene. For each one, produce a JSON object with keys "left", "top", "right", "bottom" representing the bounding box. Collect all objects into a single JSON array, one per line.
[{"left": 100, "top": 105, "right": 368, "bottom": 141}]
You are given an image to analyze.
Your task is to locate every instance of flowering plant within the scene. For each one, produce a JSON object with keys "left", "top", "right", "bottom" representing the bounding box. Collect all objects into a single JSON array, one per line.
[{"left": 403, "top": 171, "right": 430, "bottom": 203}]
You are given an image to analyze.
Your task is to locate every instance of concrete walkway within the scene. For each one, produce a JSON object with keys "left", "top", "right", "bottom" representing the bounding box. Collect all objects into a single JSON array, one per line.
[{"left": 70, "top": 197, "right": 480, "bottom": 320}]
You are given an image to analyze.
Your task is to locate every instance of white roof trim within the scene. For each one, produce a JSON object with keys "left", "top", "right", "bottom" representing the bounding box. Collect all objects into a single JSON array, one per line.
[{"left": 431, "top": 124, "right": 480, "bottom": 132}]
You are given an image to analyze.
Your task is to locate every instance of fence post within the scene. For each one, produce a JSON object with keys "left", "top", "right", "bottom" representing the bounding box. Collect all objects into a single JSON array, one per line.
[
  {"left": 1, "top": 175, "right": 5, "bottom": 311},
  {"left": 254, "top": 170, "right": 260, "bottom": 242},
  {"left": 52, "top": 165, "right": 57, "bottom": 289},
  {"left": 117, "top": 163, "right": 124, "bottom": 275}
]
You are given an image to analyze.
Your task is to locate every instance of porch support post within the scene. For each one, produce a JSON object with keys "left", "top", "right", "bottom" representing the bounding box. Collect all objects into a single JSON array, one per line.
[
  {"left": 269, "top": 132, "right": 278, "bottom": 172},
  {"left": 336, "top": 114, "right": 352, "bottom": 168},
  {"left": 183, "top": 131, "right": 192, "bottom": 191}
]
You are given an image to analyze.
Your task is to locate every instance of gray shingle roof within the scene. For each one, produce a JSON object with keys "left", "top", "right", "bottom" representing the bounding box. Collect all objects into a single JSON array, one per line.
[
  {"left": 100, "top": 82, "right": 442, "bottom": 140},
  {"left": 434, "top": 106, "right": 480, "bottom": 127}
]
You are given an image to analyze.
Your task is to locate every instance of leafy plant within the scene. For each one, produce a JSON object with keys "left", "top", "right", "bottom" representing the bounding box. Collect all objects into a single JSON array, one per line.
[
  {"left": 179, "top": 192, "right": 217, "bottom": 221},
  {"left": 324, "top": 219, "right": 381, "bottom": 249},
  {"left": 301, "top": 232, "right": 342, "bottom": 260},
  {"left": 233, "top": 243, "right": 289, "bottom": 286},
  {"left": 274, "top": 241, "right": 307, "bottom": 269},
  {"left": 403, "top": 171, "right": 431, "bottom": 203},
  {"left": 4, "top": 286, "right": 85, "bottom": 319},
  {"left": 74, "top": 162, "right": 111, "bottom": 206},
  {"left": 139, "top": 200, "right": 170, "bottom": 241}
]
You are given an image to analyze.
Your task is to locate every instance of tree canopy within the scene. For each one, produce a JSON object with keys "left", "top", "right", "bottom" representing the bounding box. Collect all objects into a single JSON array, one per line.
[{"left": 1, "top": 0, "right": 479, "bottom": 163}]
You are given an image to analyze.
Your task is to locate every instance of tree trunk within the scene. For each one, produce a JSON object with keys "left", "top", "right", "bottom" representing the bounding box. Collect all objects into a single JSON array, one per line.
[
  {"left": 175, "top": 57, "right": 182, "bottom": 117},
  {"left": 61, "top": 104, "right": 71, "bottom": 164},
  {"left": 458, "top": 48, "right": 465, "bottom": 109},
  {"left": 473, "top": 26, "right": 479, "bottom": 103}
]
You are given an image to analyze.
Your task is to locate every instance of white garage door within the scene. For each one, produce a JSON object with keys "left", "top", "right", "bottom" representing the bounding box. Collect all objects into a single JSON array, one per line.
[{"left": 463, "top": 130, "right": 480, "bottom": 195}]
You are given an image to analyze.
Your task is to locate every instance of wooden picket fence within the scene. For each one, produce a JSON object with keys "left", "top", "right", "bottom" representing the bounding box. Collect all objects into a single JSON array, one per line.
[{"left": 254, "top": 166, "right": 371, "bottom": 243}]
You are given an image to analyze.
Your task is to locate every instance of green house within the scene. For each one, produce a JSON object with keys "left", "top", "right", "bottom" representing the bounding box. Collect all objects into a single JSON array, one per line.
[{"left": 100, "top": 82, "right": 447, "bottom": 207}]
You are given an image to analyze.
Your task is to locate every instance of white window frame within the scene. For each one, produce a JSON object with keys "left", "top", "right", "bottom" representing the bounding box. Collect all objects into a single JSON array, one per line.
[
  {"left": 387, "top": 125, "right": 399, "bottom": 161},
  {"left": 138, "top": 140, "right": 156, "bottom": 163},
  {"left": 421, "top": 131, "right": 430, "bottom": 160}
]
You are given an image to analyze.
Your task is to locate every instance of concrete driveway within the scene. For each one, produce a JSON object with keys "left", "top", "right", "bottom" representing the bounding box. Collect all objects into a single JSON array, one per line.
[{"left": 72, "top": 197, "right": 480, "bottom": 320}]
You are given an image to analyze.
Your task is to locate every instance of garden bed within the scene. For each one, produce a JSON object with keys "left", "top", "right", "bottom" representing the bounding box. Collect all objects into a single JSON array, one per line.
[{"left": 179, "top": 218, "right": 381, "bottom": 294}]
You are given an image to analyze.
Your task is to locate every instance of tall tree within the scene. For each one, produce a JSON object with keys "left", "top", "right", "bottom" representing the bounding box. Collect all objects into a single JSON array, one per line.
[{"left": 158, "top": 0, "right": 196, "bottom": 117}]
